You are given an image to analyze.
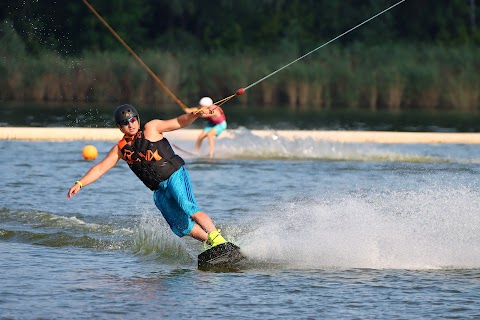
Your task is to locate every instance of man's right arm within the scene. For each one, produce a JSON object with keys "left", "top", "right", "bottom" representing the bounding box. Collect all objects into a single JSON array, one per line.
[{"left": 67, "top": 145, "right": 121, "bottom": 199}]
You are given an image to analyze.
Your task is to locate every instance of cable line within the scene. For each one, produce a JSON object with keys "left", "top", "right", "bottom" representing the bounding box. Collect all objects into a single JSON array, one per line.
[
  {"left": 82, "top": 0, "right": 188, "bottom": 110},
  {"left": 235, "top": 0, "right": 406, "bottom": 96}
]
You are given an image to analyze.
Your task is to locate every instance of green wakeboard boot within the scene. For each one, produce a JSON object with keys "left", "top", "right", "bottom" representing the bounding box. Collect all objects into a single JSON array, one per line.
[{"left": 207, "top": 229, "right": 227, "bottom": 247}]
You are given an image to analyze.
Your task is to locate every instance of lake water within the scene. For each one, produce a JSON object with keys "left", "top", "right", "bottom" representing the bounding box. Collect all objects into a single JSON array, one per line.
[{"left": 2, "top": 129, "right": 480, "bottom": 319}]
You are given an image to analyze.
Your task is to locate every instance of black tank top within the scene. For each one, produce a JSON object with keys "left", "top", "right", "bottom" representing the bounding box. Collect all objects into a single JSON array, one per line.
[{"left": 118, "top": 131, "right": 185, "bottom": 190}]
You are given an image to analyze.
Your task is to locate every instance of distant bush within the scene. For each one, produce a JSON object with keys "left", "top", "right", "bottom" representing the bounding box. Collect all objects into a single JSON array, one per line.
[{"left": 3, "top": 43, "right": 480, "bottom": 113}]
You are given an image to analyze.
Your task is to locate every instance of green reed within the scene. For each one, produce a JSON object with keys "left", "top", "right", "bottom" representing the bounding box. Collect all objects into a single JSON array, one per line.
[{"left": 1, "top": 40, "right": 479, "bottom": 113}]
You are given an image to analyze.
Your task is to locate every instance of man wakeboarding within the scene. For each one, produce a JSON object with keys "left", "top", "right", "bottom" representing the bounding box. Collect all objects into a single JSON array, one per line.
[{"left": 67, "top": 104, "right": 236, "bottom": 257}]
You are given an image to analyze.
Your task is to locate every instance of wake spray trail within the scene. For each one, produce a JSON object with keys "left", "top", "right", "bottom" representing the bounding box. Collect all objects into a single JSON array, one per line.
[
  {"left": 239, "top": 185, "right": 480, "bottom": 270},
  {"left": 132, "top": 212, "right": 194, "bottom": 263}
]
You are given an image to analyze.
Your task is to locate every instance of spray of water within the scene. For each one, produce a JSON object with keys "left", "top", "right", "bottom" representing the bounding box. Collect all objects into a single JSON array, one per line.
[
  {"left": 214, "top": 129, "right": 455, "bottom": 162},
  {"left": 132, "top": 212, "right": 194, "bottom": 263},
  {"left": 239, "top": 185, "right": 480, "bottom": 270}
]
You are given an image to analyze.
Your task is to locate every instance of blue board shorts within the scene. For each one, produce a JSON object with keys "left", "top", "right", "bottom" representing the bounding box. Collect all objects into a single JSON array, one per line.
[
  {"left": 153, "top": 166, "right": 200, "bottom": 237},
  {"left": 204, "top": 121, "right": 227, "bottom": 136}
]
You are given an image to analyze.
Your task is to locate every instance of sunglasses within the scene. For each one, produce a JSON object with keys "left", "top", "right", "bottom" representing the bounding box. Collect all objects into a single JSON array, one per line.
[{"left": 117, "top": 116, "right": 138, "bottom": 127}]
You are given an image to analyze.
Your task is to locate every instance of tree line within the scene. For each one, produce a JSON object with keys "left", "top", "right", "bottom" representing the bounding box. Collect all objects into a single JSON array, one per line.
[
  {"left": 1, "top": 0, "right": 479, "bottom": 55},
  {"left": 1, "top": 1, "right": 479, "bottom": 112}
]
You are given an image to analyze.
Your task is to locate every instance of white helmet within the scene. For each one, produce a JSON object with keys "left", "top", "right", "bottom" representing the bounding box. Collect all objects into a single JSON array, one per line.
[{"left": 199, "top": 97, "right": 213, "bottom": 107}]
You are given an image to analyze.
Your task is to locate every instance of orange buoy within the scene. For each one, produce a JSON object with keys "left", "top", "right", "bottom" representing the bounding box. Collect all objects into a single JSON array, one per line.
[{"left": 82, "top": 145, "right": 98, "bottom": 160}]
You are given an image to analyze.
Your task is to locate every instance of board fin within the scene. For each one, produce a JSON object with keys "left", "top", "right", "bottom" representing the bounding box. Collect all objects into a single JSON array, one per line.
[{"left": 198, "top": 242, "right": 245, "bottom": 270}]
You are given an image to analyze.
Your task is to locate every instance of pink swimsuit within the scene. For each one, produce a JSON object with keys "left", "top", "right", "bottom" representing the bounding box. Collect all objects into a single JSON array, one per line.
[{"left": 208, "top": 106, "right": 226, "bottom": 125}]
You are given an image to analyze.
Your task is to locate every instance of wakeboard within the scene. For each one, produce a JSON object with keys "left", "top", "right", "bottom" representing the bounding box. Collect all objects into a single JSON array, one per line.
[{"left": 198, "top": 242, "right": 245, "bottom": 270}]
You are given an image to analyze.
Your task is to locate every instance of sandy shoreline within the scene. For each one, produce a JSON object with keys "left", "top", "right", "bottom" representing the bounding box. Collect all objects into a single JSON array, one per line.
[{"left": 1, "top": 127, "right": 480, "bottom": 144}]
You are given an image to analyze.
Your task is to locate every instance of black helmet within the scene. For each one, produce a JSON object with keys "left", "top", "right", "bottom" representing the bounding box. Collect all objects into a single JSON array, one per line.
[{"left": 114, "top": 104, "right": 139, "bottom": 124}]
